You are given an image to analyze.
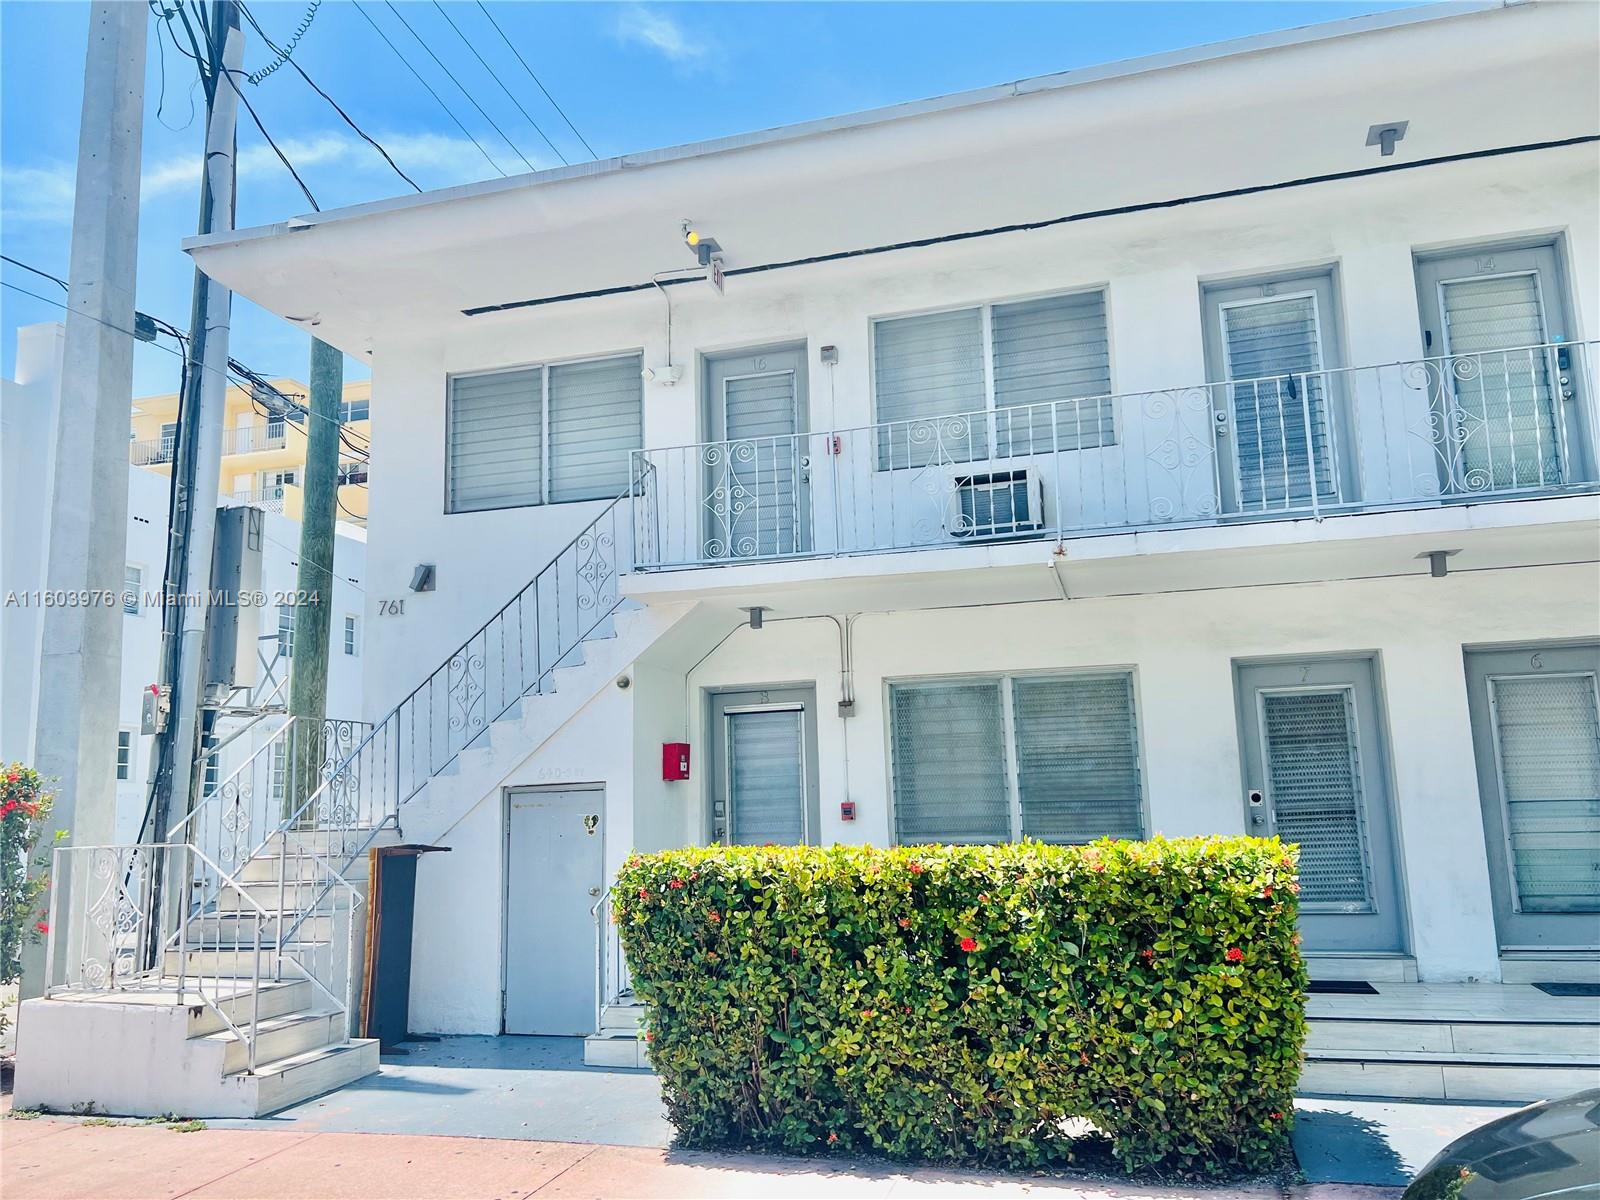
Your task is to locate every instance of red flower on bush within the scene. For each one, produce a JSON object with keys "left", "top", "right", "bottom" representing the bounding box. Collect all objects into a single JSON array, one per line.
[
  {"left": 1261, "top": 885, "right": 1274, "bottom": 897},
  {"left": 645, "top": 1031, "right": 654, "bottom": 1042},
  {"left": 1270, "top": 1111, "right": 1283, "bottom": 1121},
  {"left": 861, "top": 1008, "right": 874, "bottom": 1019},
  {"left": 668, "top": 878, "right": 684, "bottom": 890},
  {"left": 1079, "top": 1051, "right": 1090, "bottom": 1065},
  {"left": 34, "top": 920, "right": 48, "bottom": 934},
  {"left": 977, "top": 893, "right": 989, "bottom": 904},
  {"left": 907, "top": 861, "right": 924, "bottom": 875},
  {"left": 959, "top": 936, "right": 978, "bottom": 953},
  {"left": 898, "top": 917, "right": 910, "bottom": 929},
  {"left": 707, "top": 909, "right": 721, "bottom": 923},
  {"left": 1089, "top": 860, "right": 1106, "bottom": 873},
  {"left": 826, "top": 1132, "right": 838, "bottom": 1145},
  {"left": 1140, "top": 948, "right": 1154, "bottom": 961},
  {"left": 1287, "top": 882, "right": 1301, "bottom": 895},
  {"left": 637, "top": 887, "right": 649, "bottom": 900},
  {"left": 1225, "top": 947, "right": 1244, "bottom": 963}
]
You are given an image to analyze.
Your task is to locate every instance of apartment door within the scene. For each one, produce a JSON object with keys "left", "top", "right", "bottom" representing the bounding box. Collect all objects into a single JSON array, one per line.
[
  {"left": 708, "top": 687, "right": 820, "bottom": 845},
  {"left": 1416, "top": 244, "right": 1587, "bottom": 491},
  {"left": 1202, "top": 271, "right": 1350, "bottom": 514},
  {"left": 1236, "top": 658, "right": 1406, "bottom": 953},
  {"left": 503, "top": 788, "right": 604, "bottom": 1035},
  {"left": 702, "top": 345, "right": 809, "bottom": 559},
  {"left": 1465, "top": 645, "right": 1600, "bottom": 952}
]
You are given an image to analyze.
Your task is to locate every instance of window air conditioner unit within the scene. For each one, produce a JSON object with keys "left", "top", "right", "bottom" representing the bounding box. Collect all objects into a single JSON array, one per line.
[{"left": 950, "top": 469, "right": 1043, "bottom": 538}]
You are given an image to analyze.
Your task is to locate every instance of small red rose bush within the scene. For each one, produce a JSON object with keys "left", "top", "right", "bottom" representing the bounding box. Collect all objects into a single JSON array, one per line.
[{"left": 613, "top": 836, "right": 1305, "bottom": 1175}]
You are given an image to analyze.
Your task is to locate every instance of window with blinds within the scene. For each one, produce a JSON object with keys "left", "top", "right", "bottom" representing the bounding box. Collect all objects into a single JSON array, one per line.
[
  {"left": 889, "top": 672, "right": 1144, "bottom": 846},
  {"left": 873, "top": 291, "right": 1113, "bottom": 470},
  {"left": 446, "top": 353, "right": 642, "bottom": 512}
]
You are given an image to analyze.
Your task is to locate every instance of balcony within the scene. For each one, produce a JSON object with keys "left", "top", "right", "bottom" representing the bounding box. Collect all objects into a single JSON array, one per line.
[
  {"left": 631, "top": 342, "right": 1598, "bottom": 573},
  {"left": 129, "top": 425, "right": 289, "bottom": 466}
]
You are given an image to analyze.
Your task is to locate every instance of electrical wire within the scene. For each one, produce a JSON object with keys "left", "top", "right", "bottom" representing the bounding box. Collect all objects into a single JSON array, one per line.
[
  {"left": 473, "top": 0, "right": 596, "bottom": 160},
  {"left": 380, "top": 0, "right": 535, "bottom": 172},
  {"left": 245, "top": 0, "right": 318, "bottom": 85},
  {"left": 351, "top": 0, "right": 507, "bottom": 178},
  {"left": 1, "top": 254, "right": 68, "bottom": 290},
  {"left": 431, "top": 1, "right": 565, "bottom": 165},
  {"left": 237, "top": 0, "right": 421, "bottom": 193},
  {"left": 219, "top": 64, "right": 320, "bottom": 211}
]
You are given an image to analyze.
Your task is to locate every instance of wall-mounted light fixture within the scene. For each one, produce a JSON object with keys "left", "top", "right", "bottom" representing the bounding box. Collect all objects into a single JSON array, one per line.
[
  {"left": 745, "top": 606, "right": 766, "bottom": 630},
  {"left": 409, "top": 564, "right": 436, "bottom": 592},
  {"left": 1366, "top": 121, "right": 1408, "bottom": 157}
]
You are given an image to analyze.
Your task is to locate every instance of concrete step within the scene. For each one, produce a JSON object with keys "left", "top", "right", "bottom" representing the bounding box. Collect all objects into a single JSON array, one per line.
[
  {"left": 190, "top": 912, "right": 335, "bottom": 942},
  {"left": 165, "top": 944, "right": 331, "bottom": 976},
  {"left": 1300, "top": 1054, "right": 1600, "bottom": 1103},
  {"left": 238, "top": 853, "right": 330, "bottom": 884},
  {"left": 250, "top": 1038, "right": 380, "bottom": 1115},
  {"left": 600, "top": 1002, "right": 644, "bottom": 1034},
  {"left": 1305, "top": 954, "right": 1418, "bottom": 983},
  {"left": 1308, "top": 1015, "right": 1600, "bottom": 1057},
  {"left": 1499, "top": 954, "right": 1600, "bottom": 985},
  {"left": 199, "top": 1007, "right": 345, "bottom": 1076},
  {"left": 582, "top": 1032, "right": 650, "bottom": 1070}
]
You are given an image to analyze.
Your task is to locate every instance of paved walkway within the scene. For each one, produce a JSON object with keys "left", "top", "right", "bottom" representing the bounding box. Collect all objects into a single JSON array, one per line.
[{"left": 2, "top": 1118, "right": 1399, "bottom": 1200}]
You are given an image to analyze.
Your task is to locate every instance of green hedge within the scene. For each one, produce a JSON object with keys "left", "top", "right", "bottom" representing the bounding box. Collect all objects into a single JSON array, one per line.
[{"left": 613, "top": 836, "right": 1306, "bottom": 1174}]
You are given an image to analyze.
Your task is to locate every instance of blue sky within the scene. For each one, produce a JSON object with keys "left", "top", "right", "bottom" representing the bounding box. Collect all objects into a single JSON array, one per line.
[{"left": 1, "top": 0, "right": 1415, "bottom": 396}]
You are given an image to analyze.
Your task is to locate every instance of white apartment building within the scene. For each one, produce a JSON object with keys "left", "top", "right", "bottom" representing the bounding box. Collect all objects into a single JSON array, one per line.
[
  {"left": 1, "top": 323, "right": 367, "bottom": 844},
  {"left": 17, "top": 2, "right": 1599, "bottom": 1116}
]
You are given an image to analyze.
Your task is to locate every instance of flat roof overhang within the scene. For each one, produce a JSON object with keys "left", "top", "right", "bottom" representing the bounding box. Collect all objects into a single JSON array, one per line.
[{"left": 179, "top": 3, "right": 1594, "bottom": 361}]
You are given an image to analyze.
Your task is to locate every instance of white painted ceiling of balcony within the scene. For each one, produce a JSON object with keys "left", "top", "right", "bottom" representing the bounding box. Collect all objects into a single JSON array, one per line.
[{"left": 187, "top": 2, "right": 1598, "bottom": 360}]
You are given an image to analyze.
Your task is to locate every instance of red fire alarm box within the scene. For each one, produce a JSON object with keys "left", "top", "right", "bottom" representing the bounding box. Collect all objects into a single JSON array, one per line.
[
  {"left": 662, "top": 742, "right": 691, "bottom": 781},
  {"left": 840, "top": 800, "right": 856, "bottom": 822}
]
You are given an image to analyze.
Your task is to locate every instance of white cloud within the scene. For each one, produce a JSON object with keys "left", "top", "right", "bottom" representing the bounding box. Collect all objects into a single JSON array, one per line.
[
  {"left": 0, "top": 162, "right": 76, "bottom": 225},
  {"left": 613, "top": 5, "right": 709, "bottom": 70}
]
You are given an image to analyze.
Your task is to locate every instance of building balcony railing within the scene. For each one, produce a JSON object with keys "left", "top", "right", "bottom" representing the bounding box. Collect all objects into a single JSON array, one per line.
[
  {"left": 631, "top": 341, "right": 1599, "bottom": 570},
  {"left": 226, "top": 486, "right": 289, "bottom": 514},
  {"left": 129, "top": 425, "right": 289, "bottom": 466}
]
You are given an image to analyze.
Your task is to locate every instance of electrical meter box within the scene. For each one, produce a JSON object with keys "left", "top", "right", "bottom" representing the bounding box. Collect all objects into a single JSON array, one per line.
[{"left": 203, "top": 505, "right": 265, "bottom": 696}]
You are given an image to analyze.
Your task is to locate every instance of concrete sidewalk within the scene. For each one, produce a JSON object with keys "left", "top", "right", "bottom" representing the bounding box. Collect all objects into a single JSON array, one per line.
[{"left": 1, "top": 1118, "right": 1400, "bottom": 1200}]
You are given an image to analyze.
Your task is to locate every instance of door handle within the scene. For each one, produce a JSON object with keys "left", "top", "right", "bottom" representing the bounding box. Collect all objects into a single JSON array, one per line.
[
  {"left": 1247, "top": 788, "right": 1267, "bottom": 829},
  {"left": 588, "top": 887, "right": 601, "bottom": 897}
]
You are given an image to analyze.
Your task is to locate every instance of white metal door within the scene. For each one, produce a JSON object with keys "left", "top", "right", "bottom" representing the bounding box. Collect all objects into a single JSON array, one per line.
[{"left": 503, "top": 788, "right": 604, "bottom": 1035}]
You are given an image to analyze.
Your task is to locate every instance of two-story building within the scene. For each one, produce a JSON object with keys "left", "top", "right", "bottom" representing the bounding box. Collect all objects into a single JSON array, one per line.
[{"left": 29, "top": 0, "right": 1588, "bottom": 1114}]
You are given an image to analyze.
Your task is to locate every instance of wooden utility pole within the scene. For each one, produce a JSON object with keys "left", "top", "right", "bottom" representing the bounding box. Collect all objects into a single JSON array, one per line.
[
  {"left": 23, "top": 0, "right": 147, "bottom": 998},
  {"left": 288, "top": 339, "right": 342, "bottom": 812}
]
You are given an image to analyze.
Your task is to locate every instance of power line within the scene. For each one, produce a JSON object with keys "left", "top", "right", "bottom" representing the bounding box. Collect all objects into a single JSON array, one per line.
[
  {"left": 237, "top": 0, "right": 421, "bottom": 193},
  {"left": 245, "top": 0, "right": 318, "bottom": 85},
  {"left": 220, "top": 64, "right": 320, "bottom": 211},
  {"left": 431, "top": 1, "right": 565, "bottom": 166},
  {"left": 350, "top": 0, "right": 507, "bottom": 178},
  {"left": 1, "top": 254, "right": 68, "bottom": 291},
  {"left": 380, "top": 0, "right": 536, "bottom": 172},
  {"left": 474, "top": 1, "right": 597, "bottom": 161},
  {"left": 0, "top": 274, "right": 359, "bottom": 445}
]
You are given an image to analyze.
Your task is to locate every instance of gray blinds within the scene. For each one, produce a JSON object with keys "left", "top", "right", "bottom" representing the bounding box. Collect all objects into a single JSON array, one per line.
[
  {"left": 993, "top": 292, "right": 1114, "bottom": 453},
  {"left": 874, "top": 294, "right": 1114, "bottom": 469},
  {"left": 447, "top": 367, "right": 543, "bottom": 512},
  {"left": 874, "top": 308, "right": 987, "bottom": 468},
  {"left": 1222, "top": 295, "right": 1335, "bottom": 507},
  {"left": 1260, "top": 689, "right": 1371, "bottom": 908},
  {"left": 547, "top": 354, "right": 644, "bottom": 503},
  {"left": 890, "top": 682, "right": 1011, "bottom": 844},
  {"left": 447, "top": 354, "right": 642, "bottom": 512},
  {"left": 728, "top": 708, "right": 806, "bottom": 845},
  {"left": 1013, "top": 674, "right": 1143, "bottom": 842},
  {"left": 1440, "top": 275, "right": 1559, "bottom": 487},
  {"left": 890, "top": 673, "right": 1143, "bottom": 845},
  {"left": 1490, "top": 674, "right": 1600, "bottom": 914}
]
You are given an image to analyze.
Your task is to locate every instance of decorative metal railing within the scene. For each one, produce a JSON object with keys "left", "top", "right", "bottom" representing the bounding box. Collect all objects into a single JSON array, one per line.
[
  {"left": 632, "top": 341, "right": 1598, "bottom": 568},
  {"left": 42, "top": 841, "right": 361, "bottom": 1073},
  {"left": 268, "top": 490, "right": 635, "bottom": 946},
  {"left": 590, "top": 889, "right": 632, "bottom": 1030}
]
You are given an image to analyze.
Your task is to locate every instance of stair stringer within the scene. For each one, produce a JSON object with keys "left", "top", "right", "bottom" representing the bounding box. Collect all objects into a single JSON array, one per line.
[{"left": 395, "top": 599, "right": 718, "bottom": 850}]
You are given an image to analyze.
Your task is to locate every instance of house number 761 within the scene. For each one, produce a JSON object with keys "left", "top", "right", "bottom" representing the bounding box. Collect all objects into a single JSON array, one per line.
[{"left": 379, "top": 599, "right": 406, "bottom": 617}]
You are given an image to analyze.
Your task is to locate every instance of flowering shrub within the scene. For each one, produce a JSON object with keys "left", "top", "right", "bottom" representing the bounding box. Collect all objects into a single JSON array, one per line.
[
  {"left": 614, "top": 836, "right": 1305, "bottom": 1174},
  {"left": 1, "top": 764, "right": 58, "bottom": 986}
]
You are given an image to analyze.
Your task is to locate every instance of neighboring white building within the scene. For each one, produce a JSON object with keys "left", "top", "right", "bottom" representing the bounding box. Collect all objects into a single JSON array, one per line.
[
  {"left": 1, "top": 323, "right": 367, "bottom": 844},
  {"left": 18, "top": 2, "right": 1596, "bottom": 1115}
]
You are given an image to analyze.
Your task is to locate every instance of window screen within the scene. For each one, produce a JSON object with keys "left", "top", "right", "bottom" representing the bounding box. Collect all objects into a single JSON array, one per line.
[
  {"left": 116, "top": 731, "right": 132, "bottom": 781},
  {"left": 123, "top": 565, "right": 142, "bottom": 615},
  {"left": 889, "top": 681, "right": 1010, "bottom": 843},
  {"left": 1013, "top": 674, "right": 1143, "bottom": 842}
]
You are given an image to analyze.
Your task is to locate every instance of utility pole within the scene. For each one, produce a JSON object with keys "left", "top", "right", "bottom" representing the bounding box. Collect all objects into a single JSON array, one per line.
[
  {"left": 147, "top": 1, "right": 243, "bottom": 855},
  {"left": 287, "top": 339, "right": 342, "bottom": 812},
  {"left": 23, "top": 1, "right": 147, "bottom": 999}
]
